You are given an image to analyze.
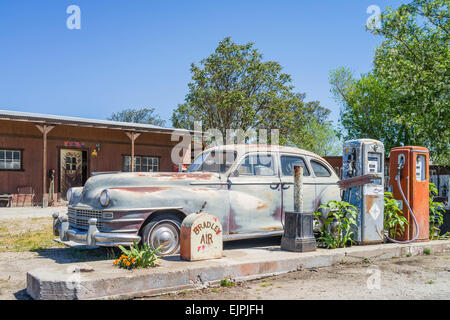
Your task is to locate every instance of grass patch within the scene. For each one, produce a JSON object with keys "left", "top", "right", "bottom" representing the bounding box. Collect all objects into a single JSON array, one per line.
[
  {"left": 363, "top": 258, "right": 372, "bottom": 264},
  {"left": 0, "top": 218, "right": 65, "bottom": 252},
  {"left": 220, "top": 277, "right": 235, "bottom": 287},
  {"left": 427, "top": 280, "right": 434, "bottom": 284},
  {"left": 260, "top": 282, "right": 273, "bottom": 288},
  {"left": 423, "top": 248, "right": 431, "bottom": 255}
]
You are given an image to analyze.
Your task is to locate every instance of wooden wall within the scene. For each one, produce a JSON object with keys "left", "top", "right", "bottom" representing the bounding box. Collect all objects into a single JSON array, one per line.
[{"left": 0, "top": 119, "right": 181, "bottom": 205}]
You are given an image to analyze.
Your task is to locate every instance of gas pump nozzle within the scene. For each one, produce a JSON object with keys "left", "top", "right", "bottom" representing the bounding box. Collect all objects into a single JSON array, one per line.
[
  {"left": 396, "top": 155, "right": 405, "bottom": 180},
  {"left": 396, "top": 163, "right": 404, "bottom": 180}
]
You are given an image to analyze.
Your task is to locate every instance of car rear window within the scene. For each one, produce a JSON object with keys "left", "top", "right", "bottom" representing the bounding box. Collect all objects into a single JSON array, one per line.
[
  {"left": 310, "top": 160, "right": 331, "bottom": 177},
  {"left": 280, "top": 156, "right": 310, "bottom": 176}
]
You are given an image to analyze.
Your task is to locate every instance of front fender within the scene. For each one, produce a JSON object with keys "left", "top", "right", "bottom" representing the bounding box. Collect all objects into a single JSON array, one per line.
[
  {"left": 315, "top": 184, "right": 341, "bottom": 218},
  {"left": 104, "top": 186, "right": 231, "bottom": 233}
]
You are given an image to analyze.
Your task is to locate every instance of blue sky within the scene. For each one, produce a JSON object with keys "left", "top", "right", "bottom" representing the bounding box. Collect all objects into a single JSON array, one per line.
[{"left": 0, "top": 0, "right": 405, "bottom": 127}]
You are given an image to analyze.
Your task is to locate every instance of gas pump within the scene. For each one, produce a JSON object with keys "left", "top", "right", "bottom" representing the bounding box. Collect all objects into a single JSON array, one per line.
[
  {"left": 341, "top": 139, "right": 384, "bottom": 244},
  {"left": 388, "top": 146, "right": 429, "bottom": 242}
]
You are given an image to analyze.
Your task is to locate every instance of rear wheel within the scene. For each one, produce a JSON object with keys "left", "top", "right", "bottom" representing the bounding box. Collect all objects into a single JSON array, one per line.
[{"left": 141, "top": 214, "right": 183, "bottom": 255}]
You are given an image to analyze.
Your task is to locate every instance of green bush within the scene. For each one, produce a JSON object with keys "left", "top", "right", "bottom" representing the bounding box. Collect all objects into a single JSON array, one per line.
[
  {"left": 314, "top": 200, "right": 357, "bottom": 249},
  {"left": 429, "top": 183, "right": 448, "bottom": 240},
  {"left": 384, "top": 192, "right": 409, "bottom": 239}
]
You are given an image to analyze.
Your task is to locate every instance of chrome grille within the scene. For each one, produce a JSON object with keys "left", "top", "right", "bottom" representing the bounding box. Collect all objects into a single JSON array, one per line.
[{"left": 68, "top": 207, "right": 105, "bottom": 231}]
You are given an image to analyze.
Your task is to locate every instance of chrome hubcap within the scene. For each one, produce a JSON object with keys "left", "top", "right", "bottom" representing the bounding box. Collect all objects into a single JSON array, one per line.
[{"left": 149, "top": 221, "right": 180, "bottom": 255}]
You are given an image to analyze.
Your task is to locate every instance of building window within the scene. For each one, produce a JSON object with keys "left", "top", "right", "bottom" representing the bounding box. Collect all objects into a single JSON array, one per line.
[
  {"left": 123, "top": 156, "right": 159, "bottom": 172},
  {"left": 0, "top": 149, "right": 22, "bottom": 170}
]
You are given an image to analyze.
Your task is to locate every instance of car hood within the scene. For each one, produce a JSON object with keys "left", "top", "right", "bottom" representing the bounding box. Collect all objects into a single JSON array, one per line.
[{"left": 73, "top": 171, "right": 221, "bottom": 209}]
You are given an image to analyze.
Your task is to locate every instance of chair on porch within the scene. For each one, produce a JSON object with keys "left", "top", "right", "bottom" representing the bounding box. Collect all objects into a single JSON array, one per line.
[{"left": 15, "top": 186, "right": 35, "bottom": 207}]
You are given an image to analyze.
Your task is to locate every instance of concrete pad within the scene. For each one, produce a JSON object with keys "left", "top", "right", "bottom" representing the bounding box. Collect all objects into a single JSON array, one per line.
[{"left": 26, "top": 240, "right": 450, "bottom": 300}]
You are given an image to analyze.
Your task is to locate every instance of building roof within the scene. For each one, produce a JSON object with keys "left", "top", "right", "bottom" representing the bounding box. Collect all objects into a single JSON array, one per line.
[{"left": 0, "top": 109, "right": 192, "bottom": 135}]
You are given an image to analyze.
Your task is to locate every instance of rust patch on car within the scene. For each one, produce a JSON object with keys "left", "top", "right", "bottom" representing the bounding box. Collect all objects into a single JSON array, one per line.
[
  {"left": 261, "top": 226, "right": 282, "bottom": 231},
  {"left": 256, "top": 202, "right": 269, "bottom": 210},
  {"left": 228, "top": 208, "right": 240, "bottom": 234},
  {"left": 152, "top": 173, "right": 214, "bottom": 180},
  {"left": 109, "top": 186, "right": 169, "bottom": 193}
]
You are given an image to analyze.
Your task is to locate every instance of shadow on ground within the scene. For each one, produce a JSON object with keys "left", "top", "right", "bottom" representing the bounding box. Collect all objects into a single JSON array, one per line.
[
  {"left": 223, "top": 236, "right": 282, "bottom": 250},
  {"left": 31, "top": 246, "right": 120, "bottom": 264}
]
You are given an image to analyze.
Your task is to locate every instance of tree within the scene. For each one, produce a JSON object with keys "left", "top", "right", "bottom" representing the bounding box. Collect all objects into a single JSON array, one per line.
[
  {"left": 172, "top": 37, "right": 338, "bottom": 155},
  {"left": 330, "top": 0, "right": 449, "bottom": 165},
  {"left": 108, "top": 108, "right": 165, "bottom": 126},
  {"left": 287, "top": 94, "right": 341, "bottom": 156}
]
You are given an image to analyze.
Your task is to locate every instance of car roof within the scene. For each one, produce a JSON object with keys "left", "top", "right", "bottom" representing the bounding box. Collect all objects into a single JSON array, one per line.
[{"left": 205, "top": 144, "right": 329, "bottom": 162}]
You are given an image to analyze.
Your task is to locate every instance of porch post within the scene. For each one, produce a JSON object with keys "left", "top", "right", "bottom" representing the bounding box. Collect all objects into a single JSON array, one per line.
[
  {"left": 125, "top": 132, "right": 141, "bottom": 172},
  {"left": 35, "top": 124, "right": 55, "bottom": 207}
]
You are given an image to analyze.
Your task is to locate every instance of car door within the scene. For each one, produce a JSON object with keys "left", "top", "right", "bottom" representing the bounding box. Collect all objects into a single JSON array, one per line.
[
  {"left": 279, "top": 153, "right": 316, "bottom": 214},
  {"left": 228, "top": 152, "right": 282, "bottom": 235}
]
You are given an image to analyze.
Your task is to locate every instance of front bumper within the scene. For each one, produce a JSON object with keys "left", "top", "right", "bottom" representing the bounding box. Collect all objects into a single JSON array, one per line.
[{"left": 52, "top": 213, "right": 141, "bottom": 247}]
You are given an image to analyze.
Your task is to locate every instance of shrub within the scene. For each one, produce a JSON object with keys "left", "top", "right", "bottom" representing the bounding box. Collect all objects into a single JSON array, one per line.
[
  {"left": 384, "top": 192, "right": 409, "bottom": 239},
  {"left": 314, "top": 200, "right": 358, "bottom": 249},
  {"left": 429, "top": 183, "right": 448, "bottom": 240}
]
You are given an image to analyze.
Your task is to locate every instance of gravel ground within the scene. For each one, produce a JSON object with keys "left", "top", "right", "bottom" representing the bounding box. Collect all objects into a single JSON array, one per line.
[
  {"left": 0, "top": 206, "right": 67, "bottom": 220},
  {"left": 147, "top": 253, "right": 450, "bottom": 300}
]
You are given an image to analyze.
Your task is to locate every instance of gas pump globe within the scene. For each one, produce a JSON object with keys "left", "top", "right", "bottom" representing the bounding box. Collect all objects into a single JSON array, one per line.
[{"left": 342, "top": 139, "right": 385, "bottom": 244}]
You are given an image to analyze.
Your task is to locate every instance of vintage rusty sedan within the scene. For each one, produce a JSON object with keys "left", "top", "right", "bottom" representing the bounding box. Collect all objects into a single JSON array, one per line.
[{"left": 53, "top": 144, "right": 340, "bottom": 255}]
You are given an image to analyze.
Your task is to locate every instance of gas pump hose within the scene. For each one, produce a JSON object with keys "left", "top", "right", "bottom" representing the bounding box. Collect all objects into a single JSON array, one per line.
[{"left": 385, "top": 174, "right": 420, "bottom": 243}]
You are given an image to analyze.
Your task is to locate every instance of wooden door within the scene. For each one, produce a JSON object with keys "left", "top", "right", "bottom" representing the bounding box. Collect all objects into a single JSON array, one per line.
[{"left": 60, "top": 149, "right": 83, "bottom": 199}]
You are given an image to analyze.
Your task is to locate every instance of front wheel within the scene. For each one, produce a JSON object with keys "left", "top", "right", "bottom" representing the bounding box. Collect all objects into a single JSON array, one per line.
[{"left": 141, "top": 214, "right": 183, "bottom": 255}]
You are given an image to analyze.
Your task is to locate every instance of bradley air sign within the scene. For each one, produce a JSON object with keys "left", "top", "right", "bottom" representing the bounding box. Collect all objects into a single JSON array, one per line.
[{"left": 180, "top": 212, "right": 223, "bottom": 261}]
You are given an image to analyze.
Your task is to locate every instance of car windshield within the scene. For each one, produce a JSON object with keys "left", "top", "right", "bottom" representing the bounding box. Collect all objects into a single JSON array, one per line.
[{"left": 188, "top": 150, "right": 237, "bottom": 173}]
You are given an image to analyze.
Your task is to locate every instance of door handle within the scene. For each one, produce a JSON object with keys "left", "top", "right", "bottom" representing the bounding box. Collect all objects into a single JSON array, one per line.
[
  {"left": 282, "top": 184, "right": 290, "bottom": 190},
  {"left": 269, "top": 183, "right": 280, "bottom": 190}
]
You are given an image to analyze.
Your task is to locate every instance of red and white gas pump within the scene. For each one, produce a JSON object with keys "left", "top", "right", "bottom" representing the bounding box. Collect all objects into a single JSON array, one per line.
[{"left": 388, "top": 146, "right": 430, "bottom": 242}]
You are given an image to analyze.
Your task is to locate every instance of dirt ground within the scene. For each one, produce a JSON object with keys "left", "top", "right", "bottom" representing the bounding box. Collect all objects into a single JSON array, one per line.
[
  {"left": 0, "top": 216, "right": 117, "bottom": 300},
  {"left": 147, "top": 253, "right": 450, "bottom": 300}
]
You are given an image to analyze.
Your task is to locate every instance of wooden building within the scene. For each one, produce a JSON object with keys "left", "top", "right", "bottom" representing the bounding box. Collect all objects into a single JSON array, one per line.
[{"left": 0, "top": 110, "right": 191, "bottom": 207}]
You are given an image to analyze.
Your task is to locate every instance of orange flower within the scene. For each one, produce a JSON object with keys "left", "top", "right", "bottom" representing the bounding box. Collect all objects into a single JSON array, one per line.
[{"left": 126, "top": 262, "right": 131, "bottom": 267}]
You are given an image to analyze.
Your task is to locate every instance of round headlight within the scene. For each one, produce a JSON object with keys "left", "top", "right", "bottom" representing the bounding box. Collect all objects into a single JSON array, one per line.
[
  {"left": 66, "top": 188, "right": 73, "bottom": 203},
  {"left": 100, "top": 190, "right": 110, "bottom": 207}
]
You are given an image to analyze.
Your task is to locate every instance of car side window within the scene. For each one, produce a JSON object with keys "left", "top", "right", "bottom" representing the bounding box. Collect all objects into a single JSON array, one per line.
[
  {"left": 310, "top": 160, "right": 331, "bottom": 177},
  {"left": 280, "top": 156, "right": 310, "bottom": 176},
  {"left": 237, "top": 154, "right": 275, "bottom": 176}
]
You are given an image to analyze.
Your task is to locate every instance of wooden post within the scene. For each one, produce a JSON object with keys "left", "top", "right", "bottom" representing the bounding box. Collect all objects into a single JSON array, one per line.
[
  {"left": 125, "top": 132, "right": 141, "bottom": 172},
  {"left": 294, "top": 165, "right": 304, "bottom": 212},
  {"left": 35, "top": 124, "right": 55, "bottom": 207}
]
